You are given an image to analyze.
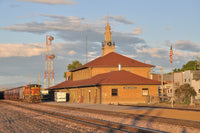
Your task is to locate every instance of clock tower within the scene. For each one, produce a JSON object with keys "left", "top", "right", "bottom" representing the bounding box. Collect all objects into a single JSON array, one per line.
[{"left": 101, "top": 16, "right": 115, "bottom": 56}]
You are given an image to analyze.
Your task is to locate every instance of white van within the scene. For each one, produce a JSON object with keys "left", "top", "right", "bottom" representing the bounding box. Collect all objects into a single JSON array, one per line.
[{"left": 54, "top": 92, "right": 66, "bottom": 102}]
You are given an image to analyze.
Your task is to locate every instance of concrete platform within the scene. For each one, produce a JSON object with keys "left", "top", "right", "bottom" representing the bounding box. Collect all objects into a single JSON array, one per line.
[
  {"left": 43, "top": 101, "right": 153, "bottom": 111},
  {"left": 42, "top": 102, "right": 200, "bottom": 122}
]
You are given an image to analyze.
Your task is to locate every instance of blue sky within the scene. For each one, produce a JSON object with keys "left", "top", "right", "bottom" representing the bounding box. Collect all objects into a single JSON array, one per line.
[{"left": 0, "top": 0, "right": 200, "bottom": 88}]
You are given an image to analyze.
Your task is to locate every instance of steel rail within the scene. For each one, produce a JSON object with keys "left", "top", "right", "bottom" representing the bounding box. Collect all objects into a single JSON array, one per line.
[
  {"left": 1, "top": 100, "right": 165, "bottom": 133},
  {"left": 38, "top": 102, "right": 200, "bottom": 129},
  {"left": 120, "top": 104, "right": 200, "bottom": 112}
]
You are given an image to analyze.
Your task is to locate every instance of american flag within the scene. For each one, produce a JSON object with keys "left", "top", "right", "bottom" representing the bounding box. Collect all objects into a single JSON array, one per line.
[{"left": 169, "top": 44, "right": 173, "bottom": 63}]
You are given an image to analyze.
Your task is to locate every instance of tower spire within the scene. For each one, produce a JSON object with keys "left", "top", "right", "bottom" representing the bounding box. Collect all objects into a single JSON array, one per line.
[
  {"left": 105, "top": 14, "right": 112, "bottom": 43},
  {"left": 101, "top": 14, "right": 115, "bottom": 56}
]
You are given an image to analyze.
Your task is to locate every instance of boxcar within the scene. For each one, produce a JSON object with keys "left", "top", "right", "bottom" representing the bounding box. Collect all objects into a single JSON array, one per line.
[
  {"left": 0, "top": 91, "right": 4, "bottom": 99},
  {"left": 4, "top": 86, "right": 23, "bottom": 100}
]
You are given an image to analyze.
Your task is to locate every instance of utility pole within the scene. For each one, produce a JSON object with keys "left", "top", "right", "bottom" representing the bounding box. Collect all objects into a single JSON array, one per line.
[
  {"left": 156, "top": 66, "right": 164, "bottom": 102},
  {"left": 29, "top": 76, "right": 31, "bottom": 84},
  {"left": 161, "top": 67, "right": 164, "bottom": 101}
]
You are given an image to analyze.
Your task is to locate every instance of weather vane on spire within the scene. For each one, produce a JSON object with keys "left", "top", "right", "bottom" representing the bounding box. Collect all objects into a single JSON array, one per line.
[{"left": 107, "top": 12, "right": 109, "bottom": 25}]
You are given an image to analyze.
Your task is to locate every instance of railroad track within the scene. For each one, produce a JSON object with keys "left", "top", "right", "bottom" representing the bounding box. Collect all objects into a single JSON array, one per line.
[
  {"left": 121, "top": 104, "right": 200, "bottom": 112},
  {"left": 1, "top": 100, "right": 165, "bottom": 133},
  {"left": 38, "top": 102, "right": 200, "bottom": 129}
]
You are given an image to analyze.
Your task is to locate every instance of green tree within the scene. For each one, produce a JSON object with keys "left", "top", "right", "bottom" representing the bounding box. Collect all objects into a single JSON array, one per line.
[
  {"left": 175, "top": 84, "right": 197, "bottom": 104},
  {"left": 64, "top": 72, "right": 66, "bottom": 79},
  {"left": 64, "top": 60, "right": 82, "bottom": 79},
  {"left": 173, "top": 68, "right": 182, "bottom": 72},
  {"left": 196, "top": 56, "right": 200, "bottom": 70},
  {"left": 173, "top": 59, "right": 199, "bottom": 72},
  {"left": 67, "top": 60, "right": 82, "bottom": 71},
  {"left": 182, "top": 60, "right": 197, "bottom": 71}
]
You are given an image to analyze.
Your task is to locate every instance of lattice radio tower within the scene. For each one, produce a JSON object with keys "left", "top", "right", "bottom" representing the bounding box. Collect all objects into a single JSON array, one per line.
[{"left": 44, "top": 35, "right": 55, "bottom": 88}]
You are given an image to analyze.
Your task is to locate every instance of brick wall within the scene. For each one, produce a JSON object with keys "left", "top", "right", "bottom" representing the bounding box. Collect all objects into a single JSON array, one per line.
[
  {"left": 91, "top": 67, "right": 151, "bottom": 79},
  {"left": 101, "top": 85, "right": 159, "bottom": 104}
]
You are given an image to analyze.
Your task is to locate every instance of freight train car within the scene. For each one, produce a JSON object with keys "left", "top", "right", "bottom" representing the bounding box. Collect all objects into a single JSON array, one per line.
[
  {"left": 4, "top": 86, "right": 23, "bottom": 100},
  {"left": 0, "top": 91, "right": 4, "bottom": 99},
  {"left": 4, "top": 84, "right": 41, "bottom": 103}
]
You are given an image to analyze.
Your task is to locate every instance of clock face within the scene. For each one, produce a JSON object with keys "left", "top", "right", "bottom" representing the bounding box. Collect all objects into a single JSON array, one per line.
[{"left": 107, "top": 42, "right": 112, "bottom": 46}]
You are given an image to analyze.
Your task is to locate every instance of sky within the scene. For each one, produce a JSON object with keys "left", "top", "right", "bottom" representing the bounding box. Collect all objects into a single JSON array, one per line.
[{"left": 0, "top": 0, "right": 200, "bottom": 88}]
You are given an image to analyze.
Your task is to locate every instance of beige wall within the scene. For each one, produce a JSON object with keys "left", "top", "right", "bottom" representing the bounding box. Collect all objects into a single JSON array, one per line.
[
  {"left": 56, "top": 84, "right": 159, "bottom": 105},
  {"left": 59, "top": 87, "right": 101, "bottom": 104},
  {"left": 174, "top": 72, "right": 183, "bottom": 90},
  {"left": 192, "top": 80, "right": 200, "bottom": 99},
  {"left": 72, "top": 68, "right": 91, "bottom": 81},
  {"left": 70, "top": 66, "right": 152, "bottom": 81},
  {"left": 101, "top": 85, "right": 159, "bottom": 104},
  {"left": 101, "top": 45, "right": 115, "bottom": 56},
  {"left": 91, "top": 67, "right": 152, "bottom": 79}
]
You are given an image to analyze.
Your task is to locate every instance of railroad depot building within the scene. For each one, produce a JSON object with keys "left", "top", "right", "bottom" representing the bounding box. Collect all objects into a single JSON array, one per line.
[{"left": 48, "top": 21, "right": 161, "bottom": 104}]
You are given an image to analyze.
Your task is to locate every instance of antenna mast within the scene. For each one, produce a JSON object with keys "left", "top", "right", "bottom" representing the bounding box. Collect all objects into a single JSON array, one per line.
[
  {"left": 38, "top": 73, "right": 40, "bottom": 85},
  {"left": 86, "top": 24, "right": 88, "bottom": 63},
  {"left": 44, "top": 35, "right": 55, "bottom": 88}
]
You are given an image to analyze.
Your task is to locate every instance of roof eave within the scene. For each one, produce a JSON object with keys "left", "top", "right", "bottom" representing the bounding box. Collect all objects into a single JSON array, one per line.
[
  {"left": 48, "top": 84, "right": 101, "bottom": 90},
  {"left": 70, "top": 66, "right": 88, "bottom": 72},
  {"left": 100, "top": 83, "right": 161, "bottom": 85}
]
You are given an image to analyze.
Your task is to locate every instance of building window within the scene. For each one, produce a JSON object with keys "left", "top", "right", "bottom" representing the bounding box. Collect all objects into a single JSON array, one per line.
[
  {"left": 175, "top": 82, "right": 179, "bottom": 86},
  {"left": 142, "top": 88, "right": 149, "bottom": 96},
  {"left": 111, "top": 89, "right": 118, "bottom": 96},
  {"left": 67, "top": 76, "right": 70, "bottom": 80},
  {"left": 184, "top": 79, "right": 186, "bottom": 82},
  {"left": 198, "top": 89, "right": 200, "bottom": 93}
]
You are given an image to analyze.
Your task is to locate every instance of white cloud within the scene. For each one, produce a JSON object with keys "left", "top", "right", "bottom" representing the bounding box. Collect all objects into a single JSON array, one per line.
[
  {"left": 0, "top": 43, "right": 45, "bottom": 57},
  {"left": 165, "top": 27, "right": 172, "bottom": 31},
  {"left": 3, "top": 15, "right": 88, "bottom": 33},
  {"left": 173, "top": 50, "right": 184, "bottom": 58},
  {"left": 68, "top": 50, "right": 76, "bottom": 55},
  {"left": 133, "top": 28, "right": 142, "bottom": 35},
  {"left": 123, "top": 54, "right": 136, "bottom": 58},
  {"left": 88, "top": 52, "right": 97, "bottom": 55},
  {"left": 2, "top": 14, "right": 145, "bottom": 46},
  {"left": 175, "top": 40, "right": 200, "bottom": 52},
  {"left": 0, "top": 75, "right": 27, "bottom": 86},
  {"left": 188, "top": 52, "right": 200, "bottom": 58},
  {"left": 109, "top": 15, "right": 135, "bottom": 24},
  {"left": 137, "top": 47, "right": 168, "bottom": 58},
  {"left": 17, "top": 0, "right": 76, "bottom": 5},
  {"left": 145, "top": 60, "right": 152, "bottom": 64},
  {"left": 87, "top": 52, "right": 99, "bottom": 61},
  {"left": 88, "top": 52, "right": 98, "bottom": 58}
]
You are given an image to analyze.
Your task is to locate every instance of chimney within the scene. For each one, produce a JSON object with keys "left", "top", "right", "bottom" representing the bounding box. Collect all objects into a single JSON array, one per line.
[{"left": 118, "top": 64, "right": 121, "bottom": 71}]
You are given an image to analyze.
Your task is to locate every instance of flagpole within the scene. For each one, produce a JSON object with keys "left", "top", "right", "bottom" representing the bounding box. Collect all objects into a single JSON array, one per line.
[
  {"left": 171, "top": 57, "right": 174, "bottom": 108},
  {"left": 170, "top": 43, "right": 174, "bottom": 108},
  {"left": 169, "top": 44, "right": 174, "bottom": 108}
]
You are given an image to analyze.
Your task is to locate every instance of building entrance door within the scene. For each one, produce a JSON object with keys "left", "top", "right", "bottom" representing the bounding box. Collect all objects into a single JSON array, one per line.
[{"left": 66, "top": 93, "right": 70, "bottom": 102}]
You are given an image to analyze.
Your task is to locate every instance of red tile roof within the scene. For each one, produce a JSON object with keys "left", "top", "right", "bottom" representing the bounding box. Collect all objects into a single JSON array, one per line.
[
  {"left": 48, "top": 70, "right": 161, "bottom": 90},
  {"left": 71, "top": 52, "right": 154, "bottom": 72}
]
